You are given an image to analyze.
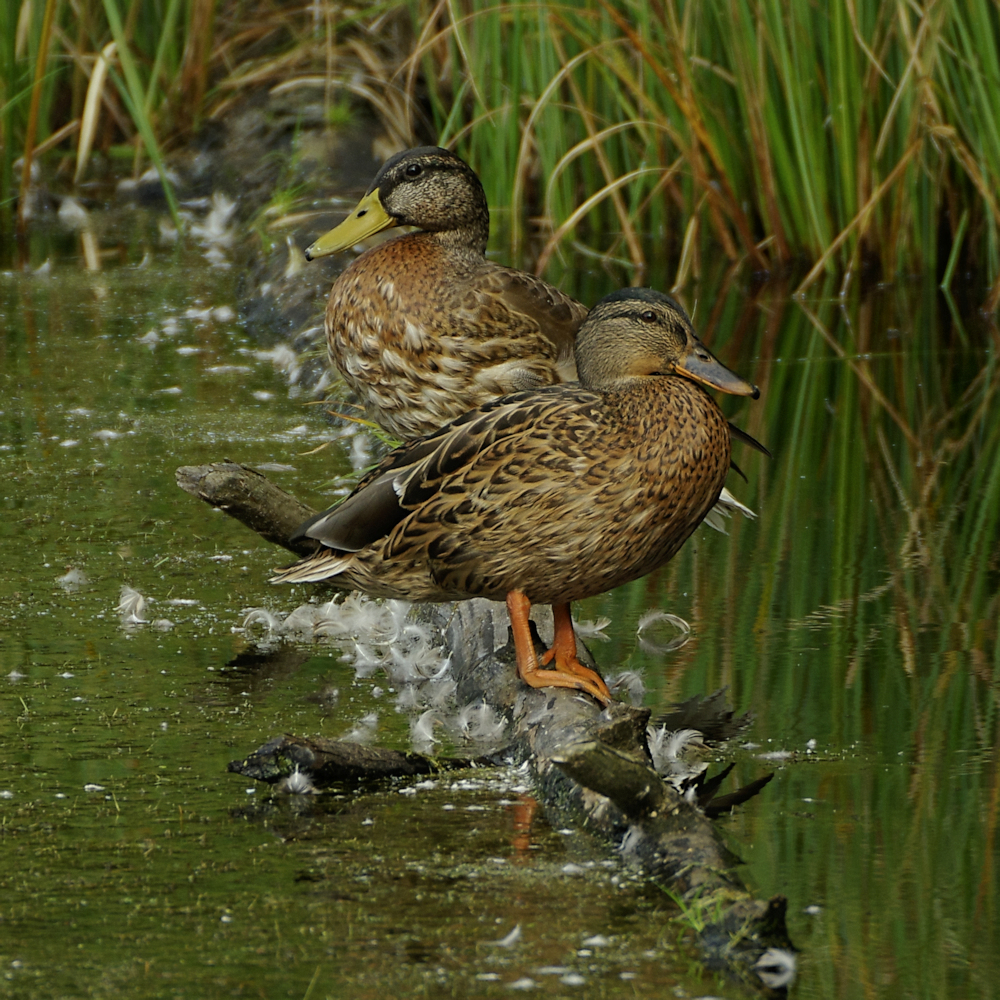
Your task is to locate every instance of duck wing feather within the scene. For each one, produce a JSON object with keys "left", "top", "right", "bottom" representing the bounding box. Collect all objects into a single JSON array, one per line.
[
  {"left": 475, "top": 266, "right": 586, "bottom": 373},
  {"left": 728, "top": 422, "right": 771, "bottom": 458},
  {"left": 293, "top": 387, "right": 595, "bottom": 555}
]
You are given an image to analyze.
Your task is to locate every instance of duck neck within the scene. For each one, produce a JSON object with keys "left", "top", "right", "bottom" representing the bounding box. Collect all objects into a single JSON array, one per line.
[
  {"left": 429, "top": 214, "right": 490, "bottom": 255},
  {"left": 601, "top": 375, "right": 725, "bottom": 426}
]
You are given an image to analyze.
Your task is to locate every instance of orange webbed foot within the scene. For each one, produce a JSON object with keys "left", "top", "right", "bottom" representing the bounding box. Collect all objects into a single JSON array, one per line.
[{"left": 506, "top": 592, "right": 612, "bottom": 706}]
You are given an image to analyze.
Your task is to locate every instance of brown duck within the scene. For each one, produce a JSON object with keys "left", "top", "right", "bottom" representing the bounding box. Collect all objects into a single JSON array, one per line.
[
  {"left": 306, "top": 145, "right": 585, "bottom": 441},
  {"left": 272, "top": 288, "right": 760, "bottom": 705}
]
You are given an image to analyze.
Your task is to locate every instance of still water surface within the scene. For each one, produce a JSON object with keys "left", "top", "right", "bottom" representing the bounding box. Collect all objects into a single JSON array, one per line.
[{"left": 1, "top": 228, "right": 997, "bottom": 998}]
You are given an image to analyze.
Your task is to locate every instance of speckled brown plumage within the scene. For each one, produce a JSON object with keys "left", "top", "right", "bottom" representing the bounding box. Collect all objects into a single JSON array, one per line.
[
  {"left": 273, "top": 289, "right": 756, "bottom": 607},
  {"left": 276, "top": 379, "right": 730, "bottom": 604},
  {"left": 309, "top": 146, "right": 586, "bottom": 440}
]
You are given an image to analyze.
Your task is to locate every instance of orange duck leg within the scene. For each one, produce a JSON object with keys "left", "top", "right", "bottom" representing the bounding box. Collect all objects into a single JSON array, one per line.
[{"left": 506, "top": 591, "right": 612, "bottom": 706}]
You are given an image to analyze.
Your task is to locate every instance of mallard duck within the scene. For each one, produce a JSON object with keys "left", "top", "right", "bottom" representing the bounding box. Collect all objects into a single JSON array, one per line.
[
  {"left": 305, "top": 145, "right": 586, "bottom": 441},
  {"left": 272, "top": 288, "right": 760, "bottom": 705}
]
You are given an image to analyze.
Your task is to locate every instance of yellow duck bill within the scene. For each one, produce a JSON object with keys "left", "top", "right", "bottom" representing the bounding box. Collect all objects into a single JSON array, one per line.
[{"left": 305, "top": 190, "right": 398, "bottom": 260}]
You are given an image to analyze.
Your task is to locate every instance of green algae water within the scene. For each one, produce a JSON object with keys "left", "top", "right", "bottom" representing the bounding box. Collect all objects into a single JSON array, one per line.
[{"left": 1, "top": 226, "right": 998, "bottom": 998}]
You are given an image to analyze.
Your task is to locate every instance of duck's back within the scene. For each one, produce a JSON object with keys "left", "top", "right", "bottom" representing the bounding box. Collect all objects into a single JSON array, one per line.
[{"left": 327, "top": 232, "right": 586, "bottom": 439}]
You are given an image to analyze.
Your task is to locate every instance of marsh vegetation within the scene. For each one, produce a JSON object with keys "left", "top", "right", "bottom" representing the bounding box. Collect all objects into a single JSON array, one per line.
[
  {"left": 1, "top": 2, "right": 998, "bottom": 997},
  {"left": 4, "top": 0, "right": 1000, "bottom": 304}
]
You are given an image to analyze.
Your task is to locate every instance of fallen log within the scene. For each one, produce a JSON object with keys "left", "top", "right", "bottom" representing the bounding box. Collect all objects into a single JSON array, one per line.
[
  {"left": 176, "top": 460, "right": 317, "bottom": 556},
  {"left": 228, "top": 731, "right": 499, "bottom": 785},
  {"left": 179, "top": 460, "right": 795, "bottom": 992}
]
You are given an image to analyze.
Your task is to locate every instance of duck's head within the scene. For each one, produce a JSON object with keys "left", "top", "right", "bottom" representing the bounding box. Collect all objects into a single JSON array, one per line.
[
  {"left": 305, "top": 146, "right": 489, "bottom": 260},
  {"left": 575, "top": 287, "right": 759, "bottom": 398}
]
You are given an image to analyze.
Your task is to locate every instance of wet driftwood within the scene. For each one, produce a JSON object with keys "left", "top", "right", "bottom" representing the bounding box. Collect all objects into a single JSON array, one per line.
[
  {"left": 179, "top": 460, "right": 794, "bottom": 992},
  {"left": 176, "top": 460, "right": 318, "bottom": 557},
  {"left": 228, "top": 731, "right": 498, "bottom": 784}
]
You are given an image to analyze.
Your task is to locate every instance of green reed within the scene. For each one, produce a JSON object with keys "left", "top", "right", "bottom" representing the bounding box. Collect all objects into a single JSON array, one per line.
[
  {"left": 4, "top": 0, "right": 1000, "bottom": 304},
  {"left": 406, "top": 0, "right": 1000, "bottom": 305},
  {"left": 0, "top": 0, "right": 178, "bottom": 227},
  {"left": 99, "top": 0, "right": 181, "bottom": 228},
  {"left": 0, "top": 0, "right": 26, "bottom": 229},
  {"left": 0, "top": 0, "right": 233, "bottom": 236}
]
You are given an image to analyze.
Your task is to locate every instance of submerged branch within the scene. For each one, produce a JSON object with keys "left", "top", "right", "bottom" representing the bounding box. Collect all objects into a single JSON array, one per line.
[
  {"left": 229, "top": 733, "right": 494, "bottom": 784},
  {"left": 175, "top": 460, "right": 318, "bottom": 556}
]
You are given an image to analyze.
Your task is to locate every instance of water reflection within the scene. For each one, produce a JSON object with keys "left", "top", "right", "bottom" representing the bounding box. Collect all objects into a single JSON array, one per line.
[
  {"left": 1, "top": 232, "right": 998, "bottom": 997},
  {"left": 581, "top": 277, "right": 1000, "bottom": 997}
]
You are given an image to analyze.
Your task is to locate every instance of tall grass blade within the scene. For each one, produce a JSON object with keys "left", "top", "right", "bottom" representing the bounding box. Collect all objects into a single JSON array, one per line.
[
  {"left": 144, "top": 0, "right": 183, "bottom": 116},
  {"left": 179, "top": 0, "right": 216, "bottom": 131},
  {"left": 534, "top": 166, "right": 667, "bottom": 275},
  {"left": 0, "top": 0, "right": 21, "bottom": 230},
  {"left": 99, "top": 0, "right": 182, "bottom": 231},
  {"left": 16, "top": 0, "right": 57, "bottom": 237},
  {"left": 795, "top": 142, "right": 923, "bottom": 296},
  {"left": 940, "top": 209, "right": 970, "bottom": 292},
  {"left": 75, "top": 41, "right": 115, "bottom": 185},
  {"left": 2, "top": 0, "right": 1000, "bottom": 295}
]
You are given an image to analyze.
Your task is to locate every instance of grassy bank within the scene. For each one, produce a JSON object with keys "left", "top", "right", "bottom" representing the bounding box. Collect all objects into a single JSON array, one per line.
[{"left": 2, "top": 1, "right": 999, "bottom": 306}]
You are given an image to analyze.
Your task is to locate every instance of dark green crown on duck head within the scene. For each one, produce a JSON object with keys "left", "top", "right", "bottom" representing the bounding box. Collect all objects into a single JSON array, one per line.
[
  {"left": 305, "top": 146, "right": 490, "bottom": 260},
  {"left": 574, "top": 288, "right": 760, "bottom": 398}
]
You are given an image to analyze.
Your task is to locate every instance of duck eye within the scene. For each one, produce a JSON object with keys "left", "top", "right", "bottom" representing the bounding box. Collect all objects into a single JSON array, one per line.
[
  {"left": 405, "top": 163, "right": 423, "bottom": 178},
  {"left": 639, "top": 310, "right": 657, "bottom": 323}
]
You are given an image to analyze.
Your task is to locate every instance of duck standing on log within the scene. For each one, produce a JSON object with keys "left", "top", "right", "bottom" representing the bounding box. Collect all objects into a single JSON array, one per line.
[
  {"left": 304, "top": 144, "right": 761, "bottom": 527},
  {"left": 272, "top": 288, "right": 760, "bottom": 705}
]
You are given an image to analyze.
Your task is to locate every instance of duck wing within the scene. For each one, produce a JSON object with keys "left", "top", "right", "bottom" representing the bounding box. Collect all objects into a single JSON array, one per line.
[
  {"left": 475, "top": 266, "right": 587, "bottom": 378},
  {"left": 292, "top": 387, "right": 593, "bottom": 554}
]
